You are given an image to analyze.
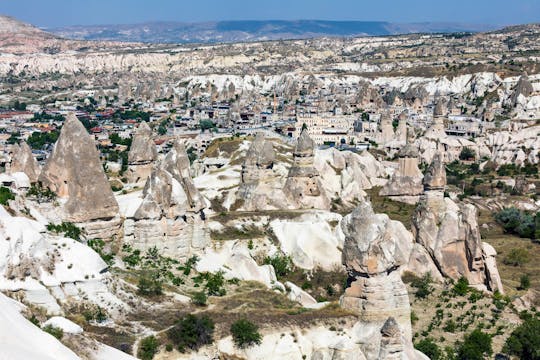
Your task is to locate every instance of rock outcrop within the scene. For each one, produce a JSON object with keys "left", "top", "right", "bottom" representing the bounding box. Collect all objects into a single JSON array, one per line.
[
  {"left": 283, "top": 129, "right": 329, "bottom": 209},
  {"left": 237, "top": 133, "right": 282, "bottom": 211},
  {"left": 379, "top": 130, "right": 423, "bottom": 204},
  {"left": 126, "top": 121, "right": 157, "bottom": 184},
  {"left": 408, "top": 154, "right": 504, "bottom": 293},
  {"left": 38, "top": 114, "right": 120, "bottom": 238},
  {"left": 340, "top": 202, "right": 421, "bottom": 360},
  {"left": 125, "top": 139, "right": 209, "bottom": 259},
  {"left": 8, "top": 141, "right": 40, "bottom": 183}
]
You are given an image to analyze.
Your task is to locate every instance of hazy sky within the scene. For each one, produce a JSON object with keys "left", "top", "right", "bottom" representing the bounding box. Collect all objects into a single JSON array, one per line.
[{"left": 1, "top": 0, "right": 539, "bottom": 28}]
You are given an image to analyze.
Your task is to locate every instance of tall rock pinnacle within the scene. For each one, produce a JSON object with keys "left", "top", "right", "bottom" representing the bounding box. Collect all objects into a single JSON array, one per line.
[{"left": 39, "top": 113, "right": 119, "bottom": 223}]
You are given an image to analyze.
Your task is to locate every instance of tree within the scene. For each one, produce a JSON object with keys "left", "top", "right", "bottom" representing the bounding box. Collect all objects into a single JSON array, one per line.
[
  {"left": 503, "top": 317, "right": 540, "bottom": 360},
  {"left": 519, "top": 274, "right": 531, "bottom": 290},
  {"left": 0, "top": 187, "right": 15, "bottom": 205},
  {"left": 138, "top": 336, "right": 159, "bottom": 360},
  {"left": 415, "top": 338, "right": 441, "bottom": 360},
  {"left": 503, "top": 248, "right": 530, "bottom": 267},
  {"left": 459, "top": 147, "right": 475, "bottom": 161},
  {"left": 137, "top": 272, "right": 163, "bottom": 296},
  {"left": 453, "top": 277, "right": 470, "bottom": 296},
  {"left": 167, "top": 314, "right": 215, "bottom": 352},
  {"left": 457, "top": 329, "right": 492, "bottom": 360},
  {"left": 230, "top": 319, "right": 262, "bottom": 348}
]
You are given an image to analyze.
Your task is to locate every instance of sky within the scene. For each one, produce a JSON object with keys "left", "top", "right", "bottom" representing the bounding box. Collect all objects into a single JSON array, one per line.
[{"left": 0, "top": 0, "right": 539, "bottom": 28}]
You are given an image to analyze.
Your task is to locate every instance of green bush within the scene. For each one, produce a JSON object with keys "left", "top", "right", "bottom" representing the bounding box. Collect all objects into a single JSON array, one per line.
[
  {"left": 495, "top": 208, "right": 537, "bottom": 239},
  {"left": 192, "top": 291, "right": 207, "bottom": 306},
  {"left": 453, "top": 277, "right": 470, "bottom": 296},
  {"left": 264, "top": 253, "right": 294, "bottom": 279},
  {"left": 230, "top": 319, "right": 262, "bottom": 349},
  {"left": 205, "top": 271, "right": 226, "bottom": 296},
  {"left": 27, "top": 184, "right": 57, "bottom": 202},
  {"left": 138, "top": 335, "right": 159, "bottom": 360},
  {"left": 415, "top": 338, "right": 442, "bottom": 360},
  {"left": 137, "top": 272, "right": 163, "bottom": 297},
  {"left": 503, "top": 248, "right": 530, "bottom": 267},
  {"left": 411, "top": 273, "right": 433, "bottom": 299},
  {"left": 46, "top": 222, "right": 83, "bottom": 241},
  {"left": 88, "top": 239, "right": 114, "bottom": 266},
  {"left": 519, "top": 274, "right": 531, "bottom": 290},
  {"left": 0, "top": 186, "right": 15, "bottom": 205},
  {"left": 167, "top": 314, "right": 215, "bottom": 352},
  {"left": 459, "top": 147, "right": 475, "bottom": 161},
  {"left": 457, "top": 329, "right": 492, "bottom": 360},
  {"left": 503, "top": 316, "right": 540, "bottom": 360},
  {"left": 42, "top": 324, "right": 63, "bottom": 340}
]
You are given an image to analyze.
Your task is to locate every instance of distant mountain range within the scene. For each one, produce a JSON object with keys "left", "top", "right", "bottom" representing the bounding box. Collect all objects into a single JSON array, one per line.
[{"left": 49, "top": 20, "right": 500, "bottom": 44}]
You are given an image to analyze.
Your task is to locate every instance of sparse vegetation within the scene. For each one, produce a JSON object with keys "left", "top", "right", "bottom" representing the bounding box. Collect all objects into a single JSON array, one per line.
[
  {"left": 42, "top": 324, "right": 63, "bottom": 340},
  {"left": 46, "top": 222, "right": 83, "bottom": 241}
]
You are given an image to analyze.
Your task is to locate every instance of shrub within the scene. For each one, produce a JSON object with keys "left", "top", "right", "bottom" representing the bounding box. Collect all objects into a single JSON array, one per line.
[
  {"left": 137, "top": 272, "right": 163, "bottom": 296},
  {"left": 42, "top": 324, "right": 63, "bottom": 340},
  {"left": 503, "top": 316, "right": 540, "bottom": 360},
  {"left": 0, "top": 186, "right": 15, "bottom": 205},
  {"left": 459, "top": 147, "right": 475, "bottom": 161},
  {"left": 192, "top": 291, "right": 207, "bottom": 306},
  {"left": 503, "top": 248, "right": 530, "bottom": 266},
  {"left": 230, "top": 319, "right": 262, "bottom": 349},
  {"left": 87, "top": 239, "right": 114, "bottom": 266},
  {"left": 264, "top": 253, "right": 294, "bottom": 279},
  {"left": 46, "top": 222, "right": 83, "bottom": 241},
  {"left": 167, "top": 314, "right": 215, "bottom": 352},
  {"left": 495, "top": 207, "right": 538, "bottom": 239},
  {"left": 519, "top": 274, "right": 531, "bottom": 290},
  {"left": 457, "top": 329, "right": 492, "bottom": 360},
  {"left": 26, "top": 183, "right": 57, "bottom": 202},
  {"left": 138, "top": 335, "right": 159, "bottom": 360},
  {"left": 415, "top": 338, "right": 442, "bottom": 360},
  {"left": 444, "top": 319, "right": 457, "bottom": 333},
  {"left": 205, "top": 271, "right": 226, "bottom": 296},
  {"left": 453, "top": 277, "right": 470, "bottom": 296},
  {"left": 411, "top": 273, "right": 433, "bottom": 299}
]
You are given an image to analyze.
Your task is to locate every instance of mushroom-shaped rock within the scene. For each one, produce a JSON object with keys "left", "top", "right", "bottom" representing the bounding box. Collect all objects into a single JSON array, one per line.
[{"left": 39, "top": 113, "right": 119, "bottom": 223}]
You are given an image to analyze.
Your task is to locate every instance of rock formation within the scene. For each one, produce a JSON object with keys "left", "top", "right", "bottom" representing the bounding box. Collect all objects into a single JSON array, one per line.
[
  {"left": 395, "top": 111, "right": 408, "bottom": 144},
  {"left": 408, "top": 153, "right": 504, "bottom": 292},
  {"left": 379, "top": 111, "right": 395, "bottom": 145},
  {"left": 340, "top": 202, "right": 422, "bottom": 360},
  {"left": 237, "top": 133, "right": 282, "bottom": 210},
  {"left": 126, "top": 121, "right": 157, "bottom": 184},
  {"left": 125, "top": 139, "right": 209, "bottom": 259},
  {"left": 39, "top": 114, "right": 120, "bottom": 238},
  {"left": 511, "top": 73, "right": 534, "bottom": 106},
  {"left": 425, "top": 99, "right": 447, "bottom": 139},
  {"left": 283, "top": 129, "right": 329, "bottom": 209},
  {"left": 8, "top": 141, "right": 40, "bottom": 183},
  {"left": 379, "top": 130, "right": 424, "bottom": 204}
]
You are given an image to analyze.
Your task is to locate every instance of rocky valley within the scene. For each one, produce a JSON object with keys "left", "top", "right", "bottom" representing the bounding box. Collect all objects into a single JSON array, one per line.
[{"left": 0, "top": 12, "right": 539, "bottom": 360}]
